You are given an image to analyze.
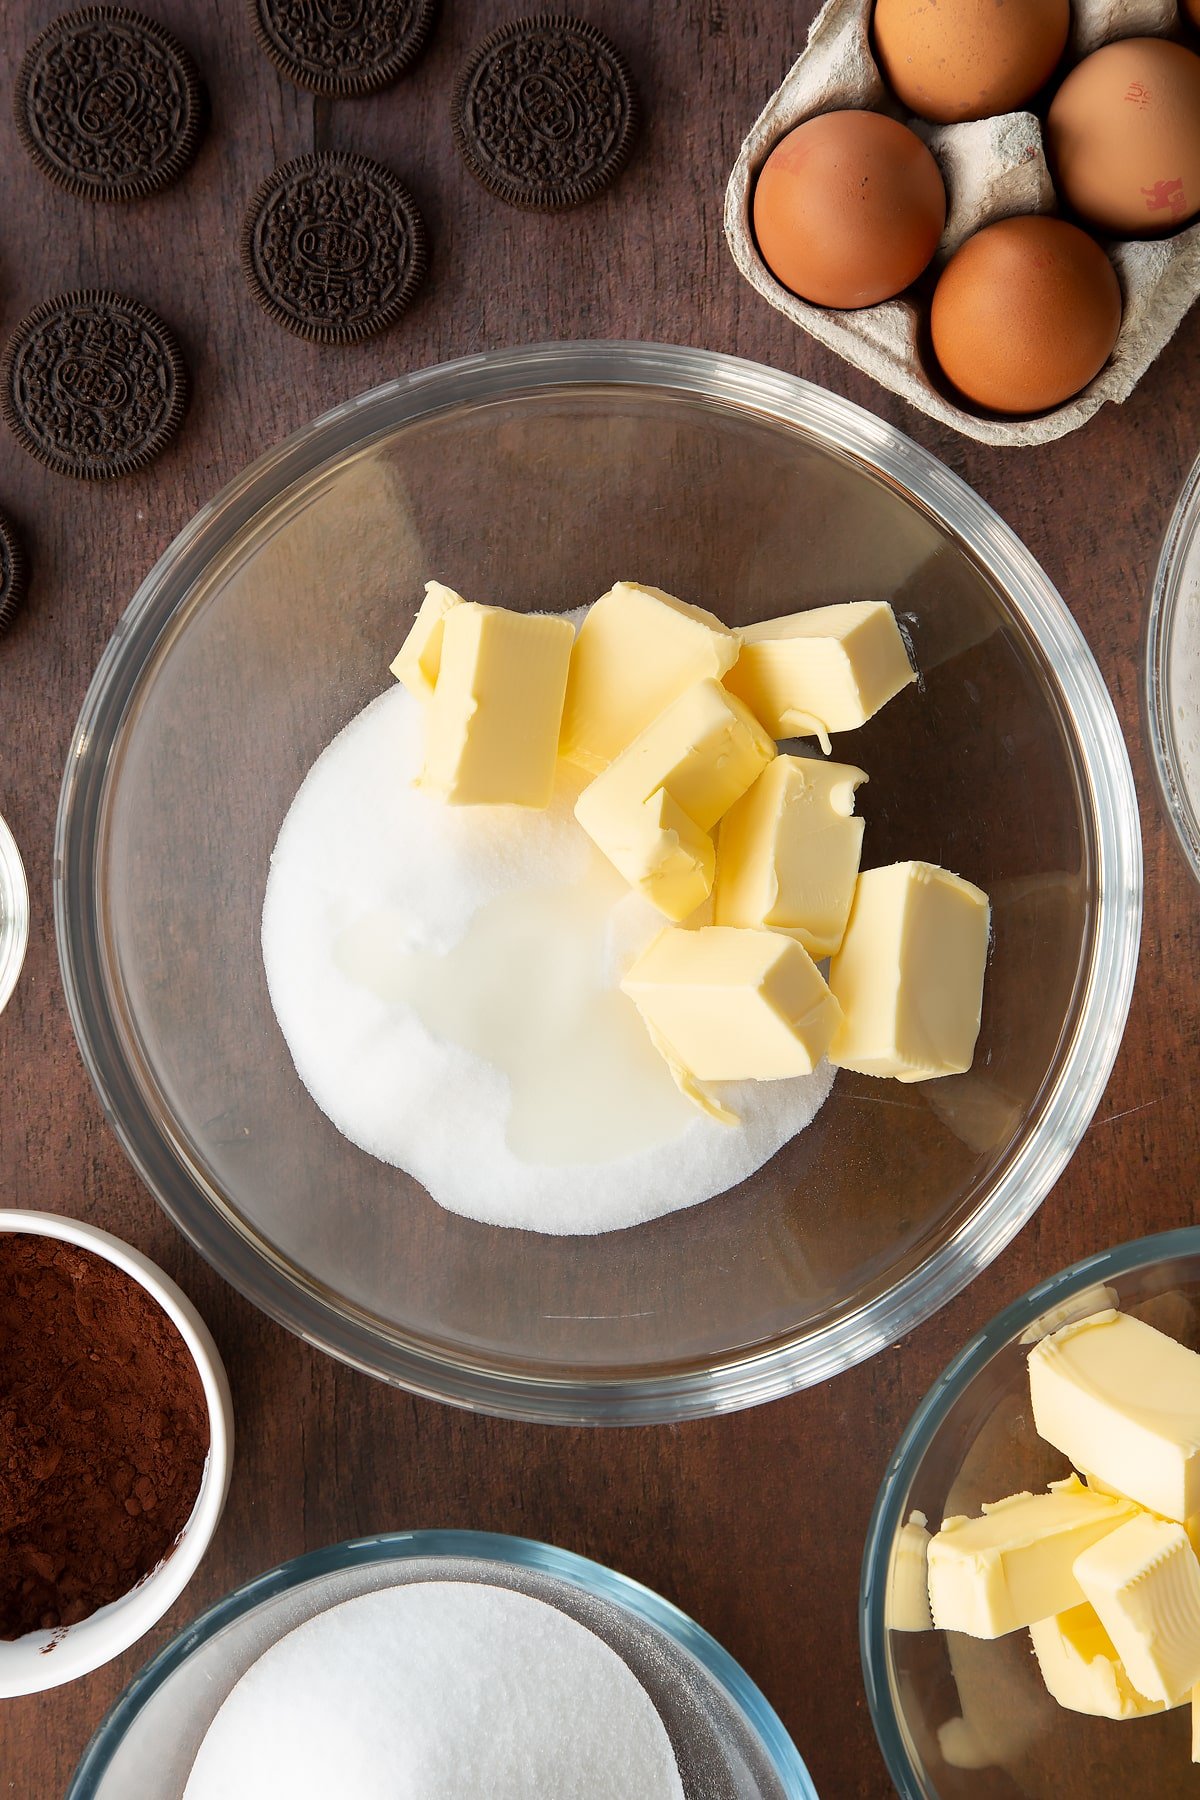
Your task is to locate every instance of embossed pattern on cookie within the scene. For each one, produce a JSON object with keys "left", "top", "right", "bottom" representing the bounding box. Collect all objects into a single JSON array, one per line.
[
  {"left": 0, "top": 514, "right": 29, "bottom": 638},
  {"left": 1, "top": 291, "right": 189, "bottom": 481},
  {"left": 241, "top": 152, "right": 429, "bottom": 344},
  {"left": 452, "top": 14, "right": 639, "bottom": 210},
  {"left": 15, "top": 6, "right": 204, "bottom": 202},
  {"left": 249, "top": 0, "right": 439, "bottom": 96}
]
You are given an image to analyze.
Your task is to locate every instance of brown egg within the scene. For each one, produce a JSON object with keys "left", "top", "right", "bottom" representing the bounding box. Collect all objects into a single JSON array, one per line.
[
  {"left": 873, "top": 0, "right": 1069, "bottom": 124},
  {"left": 1047, "top": 38, "right": 1200, "bottom": 235},
  {"left": 930, "top": 216, "right": 1122, "bottom": 415},
  {"left": 1185, "top": 0, "right": 1200, "bottom": 30},
  {"left": 752, "top": 110, "right": 946, "bottom": 309}
]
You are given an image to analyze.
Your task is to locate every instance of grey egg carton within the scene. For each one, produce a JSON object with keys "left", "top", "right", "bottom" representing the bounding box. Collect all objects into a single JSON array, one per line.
[{"left": 724, "top": 0, "right": 1200, "bottom": 446}]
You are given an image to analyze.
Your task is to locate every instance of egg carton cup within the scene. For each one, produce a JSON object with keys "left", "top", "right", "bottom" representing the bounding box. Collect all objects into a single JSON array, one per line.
[{"left": 724, "top": 0, "right": 1200, "bottom": 446}]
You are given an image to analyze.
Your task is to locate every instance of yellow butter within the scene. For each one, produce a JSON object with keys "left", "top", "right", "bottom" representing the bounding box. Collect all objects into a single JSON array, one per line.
[
  {"left": 926, "top": 1476, "right": 1136, "bottom": 1639},
  {"left": 828, "top": 861, "right": 990, "bottom": 1082},
  {"left": 1073, "top": 1513, "right": 1200, "bottom": 1705},
  {"left": 1029, "top": 1602, "right": 1168, "bottom": 1720},
  {"left": 887, "top": 1510, "right": 933, "bottom": 1633},
  {"left": 621, "top": 925, "right": 841, "bottom": 1083},
  {"left": 1029, "top": 1310, "right": 1200, "bottom": 1524},
  {"left": 390, "top": 580, "right": 464, "bottom": 699},
  {"left": 560, "top": 582, "right": 739, "bottom": 773},
  {"left": 420, "top": 603, "right": 574, "bottom": 808},
  {"left": 590, "top": 787, "right": 715, "bottom": 924},
  {"left": 714, "top": 755, "right": 867, "bottom": 958},
  {"left": 724, "top": 600, "right": 915, "bottom": 748},
  {"left": 575, "top": 680, "right": 775, "bottom": 915}
]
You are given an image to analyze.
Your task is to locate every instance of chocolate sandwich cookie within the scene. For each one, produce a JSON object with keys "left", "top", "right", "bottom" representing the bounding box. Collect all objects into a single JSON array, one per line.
[
  {"left": 249, "top": 0, "right": 439, "bottom": 96},
  {"left": 0, "top": 514, "right": 29, "bottom": 637},
  {"left": 15, "top": 6, "right": 204, "bottom": 202},
  {"left": 242, "top": 152, "right": 429, "bottom": 344},
  {"left": 452, "top": 14, "right": 638, "bottom": 210},
  {"left": 2, "top": 291, "right": 189, "bottom": 481}
]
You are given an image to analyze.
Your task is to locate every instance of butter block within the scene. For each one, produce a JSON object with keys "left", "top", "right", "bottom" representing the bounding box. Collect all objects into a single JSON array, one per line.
[
  {"left": 390, "top": 580, "right": 464, "bottom": 699},
  {"left": 926, "top": 1476, "right": 1137, "bottom": 1638},
  {"left": 1029, "top": 1603, "right": 1168, "bottom": 1720},
  {"left": 593, "top": 787, "right": 716, "bottom": 924},
  {"left": 575, "top": 680, "right": 775, "bottom": 914},
  {"left": 887, "top": 1510, "right": 933, "bottom": 1633},
  {"left": 828, "top": 861, "right": 990, "bottom": 1082},
  {"left": 1073, "top": 1514, "right": 1200, "bottom": 1705},
  {"left": 1029, "top": 1310, "right": 1200, "bottom": 1523},
  {"left": 724, "top": 601, "right": 915, "bottom": 747},
  {"left": 420, "top": 603, "right": 574, "bottom": 808},
  {"left": 621, "top": 925, "right": 841, "bottom": 1082},
  {"left": 714, "top": 755, "right": 867, "bottom": 957},
  {"left": 561, "top": 582, "right": 739, "bottom": 773}
]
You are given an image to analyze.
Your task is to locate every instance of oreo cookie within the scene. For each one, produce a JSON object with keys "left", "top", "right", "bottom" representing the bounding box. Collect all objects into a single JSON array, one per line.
[
  {"left": 452, "top": 14, "right": 638, "bottom": 210},
  {"left": 242, "top": 152, "right": 429, "bottom": 344},
  {"left": 249, "top": 0, "right": 438, "bottom": 96},
  {"left": 15, "top": 7, "right": 204, "bottom": 203},
  {"left": 0, "top": 514, "right": 29, "bottom": 638},
  {"left": 2, "top": 291, "right": 189, "bottom": 481}
]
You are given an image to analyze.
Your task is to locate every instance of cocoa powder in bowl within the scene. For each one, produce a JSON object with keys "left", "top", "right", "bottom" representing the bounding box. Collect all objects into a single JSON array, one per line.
[{"left": 0, "top": 1232, "right": 210, "bottom": 1639}]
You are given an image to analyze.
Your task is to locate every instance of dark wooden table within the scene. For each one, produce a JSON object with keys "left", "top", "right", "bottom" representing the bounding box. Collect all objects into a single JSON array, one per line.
[{"left": 2, "top": 3, "right": 1198, "bottom": 1794}]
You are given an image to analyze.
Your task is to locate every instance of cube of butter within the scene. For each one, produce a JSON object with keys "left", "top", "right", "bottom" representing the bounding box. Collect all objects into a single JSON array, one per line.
[
  {"left": 724, "top": 601, "right": 915, "bottom": 748},
  {"left": 575, "top": 680, "right": 775, "bottom": 916},
  {"left": 561, "top": 581, "right": 739, "bottom": 773},
  {"left": 1073, "top": 1514, "right": 1200, "bottom": 1705},
  {"left": 420, "top": 603, "right": 574, "bottom": 808},
  {"left": 390, "top": 580, "right": 464, "bottom": 699},
  {"left": 1029, "top": 1310, "right": 1200, "bottom": 1524},
  {"left": 926, "top": 1476, "right": 1136, "bottom": 1639},
  {"left": 590, "top": 787, "right": 716, "bottom": 924},
  {"left": 714, "top": 755, "right": 867, "bottom": 958},
  {"left": 828, "top": 861, "right": 990, "bottom": 1082},
  {"left": 1030, "top": 1602, "right": 1168, "bottom": 1720},
  {"left": 621, "top": 925, "right": 841, "bottom": 1082}
]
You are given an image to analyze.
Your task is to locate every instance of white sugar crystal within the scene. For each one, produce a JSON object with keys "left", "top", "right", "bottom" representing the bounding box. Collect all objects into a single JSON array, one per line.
[{"left": 184, "top": 1583, "right": 685, "bottom": 1800}]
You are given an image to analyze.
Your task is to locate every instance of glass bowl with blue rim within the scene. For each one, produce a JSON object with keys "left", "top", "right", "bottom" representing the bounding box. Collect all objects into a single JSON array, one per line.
[
  {"left": 69, "top": 1528, "right": 815, "bottom": 1798},
  {"left": 56, "top": 341, "right": 1141, "bottom": 1422},
  {"left": 861, "top": 1227, "right": 1200, "bottom": 1798}
]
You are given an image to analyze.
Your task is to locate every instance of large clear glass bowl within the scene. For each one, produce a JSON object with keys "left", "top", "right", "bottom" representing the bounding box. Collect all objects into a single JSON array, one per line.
[
  {"left": 1145, "top": 447, "right": 1200, "bottom": 880},
  {"left": 861, "top": 1229, "right": 1200, "bottom": 1797},
  {"left": 67, "top": 1529, "right": 815, "bottom": 1799},
  {"left": 55, "top": 342, "right": 1141, "bottom": 1423}
]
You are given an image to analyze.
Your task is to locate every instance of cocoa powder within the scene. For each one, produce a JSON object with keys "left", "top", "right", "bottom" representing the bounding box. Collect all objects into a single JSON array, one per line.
[{"left": 0, "top": 1232, "right": 210, "bottom": 1639}]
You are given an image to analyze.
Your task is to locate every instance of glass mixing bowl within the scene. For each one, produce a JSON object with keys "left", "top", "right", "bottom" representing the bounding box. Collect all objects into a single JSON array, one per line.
[
  {"left": 1145, "top": 446, "right": 1200, "bottom": 881},
  {"left": 55, "top": 342, "right": 1141, "bottom": 1423},
  {"left": 861, "top": 1229, "right": 1200, "bottom": 1798},
  {"left": 68, "top": 1529, "right": 815, "bottom": 1799}
]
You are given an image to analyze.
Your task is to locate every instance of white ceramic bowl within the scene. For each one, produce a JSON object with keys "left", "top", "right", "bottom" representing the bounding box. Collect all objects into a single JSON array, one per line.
[
  {"left": 0, "top": 1209, "right": 233, "bottom": 1696},
  {"left": 0, "top": 811, "right": 29, "bottom": 1016}
]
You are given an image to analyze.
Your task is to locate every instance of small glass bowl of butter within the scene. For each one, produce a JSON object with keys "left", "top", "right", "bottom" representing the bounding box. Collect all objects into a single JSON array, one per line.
[
  {"left": 862, "top": 1228, "right": 1200, "bottom": 1797},
  {"left": 0, "top": 810, "right": 29, "bottom": 1016}
]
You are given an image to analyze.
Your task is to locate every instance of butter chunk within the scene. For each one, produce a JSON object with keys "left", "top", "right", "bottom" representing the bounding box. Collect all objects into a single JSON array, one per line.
[
  {"left": 621, "top": 926, "right": 841, "bottom": 1083},
  {"left": 724, "top": 601, "right": 915, "bottom": 748},
  {"left": 1073, "top": 1514, "right": 1200, "bottom": 1705},
  {"left": 887, "top": 1510, "right": 933, "bottom": 1633},
  {"left": 714, "top": 755, "right": 867, "bottom": 957},
  {"left": 1029, "top": 1310, "right": 1200, "bottom": 1523},
  {"left": 390, "top": 580, "right": 464, "bottom": 699},
  {"left": 575, "top": 680, "right": 775, "bottom": 915},
  {"left": 420, "top": 603, "right": 574, "bottom": 808},
  {"left": 829, "top": 861, "right": 990, "bottom": 1082},
  {"left": 561, "top": 581, "right": 739, "bottom": 773},
  {"left": 926, "top": 1476, "right": 1136, "bottom": 1638},
  {"left": 591, "top": 787, "right": 715, "bottom": 924},
  {"left": 1030, "top": 1603, "right": 1168, "bottom": 1720}
]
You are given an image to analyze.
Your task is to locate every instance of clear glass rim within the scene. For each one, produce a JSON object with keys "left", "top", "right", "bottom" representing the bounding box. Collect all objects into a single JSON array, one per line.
[
  {"left": 858, "top": 1225, "right": 1200, "bottom": 1800},
  {"left": 54, "top": 340, "right": 1143, "bottom": 1424},
  {"left": 1144, "top": 446, "right": 1200, "bottom": 880},
  {"left": 0, "top": 810, "right": 29, "bottom": 1016},
  {"left": 66, "top": 1526, "right": 817, "bottom": 1800}
]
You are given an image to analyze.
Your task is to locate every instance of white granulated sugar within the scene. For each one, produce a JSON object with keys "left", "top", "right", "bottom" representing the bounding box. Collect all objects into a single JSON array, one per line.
[
  {"left": 183, "top": 1582, "right": 685, "bottom": 1800},
  {"left": 262, "top": 679, "right": 835, "bottom": 1236}
]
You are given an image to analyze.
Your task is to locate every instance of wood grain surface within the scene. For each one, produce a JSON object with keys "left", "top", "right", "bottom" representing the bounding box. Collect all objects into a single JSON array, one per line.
[{"left": 1, "top": 2, "right": 1199, "bottom": 1795}]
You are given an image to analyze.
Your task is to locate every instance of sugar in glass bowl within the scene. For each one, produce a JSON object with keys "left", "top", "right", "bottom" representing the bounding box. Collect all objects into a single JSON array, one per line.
[
  {"left": 861, "top": 1229, "right": 1200, "bottom": 1798},
  {"left": 55, "top": 342, "right": 1141, "bottom": 1423}
]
